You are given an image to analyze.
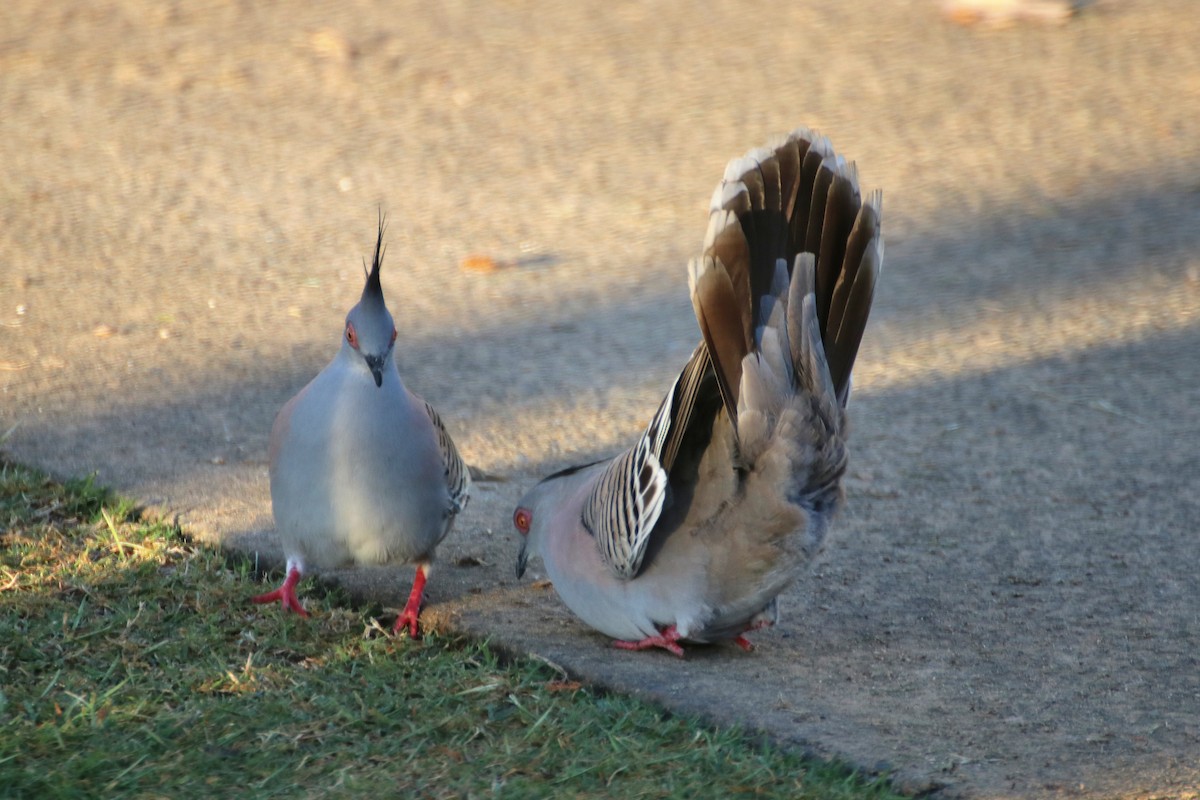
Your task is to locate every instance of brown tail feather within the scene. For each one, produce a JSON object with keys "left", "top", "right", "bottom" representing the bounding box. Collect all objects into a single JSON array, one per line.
[
  {"left": 789, "top": 140, "right": 827, "bottom": 256},
  {"left": 803, "top": 165, "right": 835, "bottom": 291},
  {"left": 729, "top": 161, "right": 776, "bottom": 308},
  {"left": 826, "top": 194, "right": 882, "bottom": 401},
  {"left": 758, "top": 153, "right": 783, "bottom": 213},
  {"left": 690, "top": 255, "right": 750, "bottom": 422},
  {"left": 739, "top": 159, "right": 767, "bottom": 214},
  {"left": 756, "top": 154, "right": 787, "bottom": 261},
  {"left": 704, "top": 208, "right": 754, "bottom": 354},
  {"left": 772, "top": 137, "right": 803, "bottom": 222},
  {"left": 815, "top": 166, "right": 861, "bottom": 327},
  {"left": 825, "top": 194, "right": 873, "bottom": 339},
  {"left": 695, "top": 130, "right": 881, "bottom": 429}
]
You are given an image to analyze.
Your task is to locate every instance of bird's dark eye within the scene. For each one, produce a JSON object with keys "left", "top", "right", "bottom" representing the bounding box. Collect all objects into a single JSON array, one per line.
[
  {"left": 513, "top": 507, "right": 532, "bottom": 535},
  {"left": 346, "top": 323, "right": 358, "bottom": 348}
]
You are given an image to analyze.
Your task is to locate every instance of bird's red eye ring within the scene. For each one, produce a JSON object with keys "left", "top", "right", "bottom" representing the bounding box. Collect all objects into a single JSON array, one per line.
[
  {"left": 390, "top": 327, "right": 397, "bottom": 345},
  {"left": 346, "top": 323, "right": 358, "bottom": 348},
  {"left": 513, "top": 507, "right": 532, "bottom": 535}
]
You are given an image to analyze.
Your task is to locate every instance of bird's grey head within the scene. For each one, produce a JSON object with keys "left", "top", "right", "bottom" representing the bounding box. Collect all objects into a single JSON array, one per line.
[
  {"left": 513, "top": 459, "right": 603, "bottom": 578},
  {"left": 342, "top": 216, "right": 397, "bottom": 388}
]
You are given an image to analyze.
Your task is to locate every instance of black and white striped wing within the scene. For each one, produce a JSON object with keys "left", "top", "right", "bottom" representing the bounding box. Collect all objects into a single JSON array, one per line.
[
  {"left": 581, "top": 346, "right": 709, "bottom": 580},
  {"left": 423, "top": 400, "right": 471, "bottom": 516}
]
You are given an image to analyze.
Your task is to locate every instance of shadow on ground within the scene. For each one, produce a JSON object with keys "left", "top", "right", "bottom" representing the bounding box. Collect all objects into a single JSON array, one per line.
[
  {"left": 5, "top": 171, "right": 1199, "bottom": 797},
  {"left": 4, "top": 1, "right": 1200, "bottom": 794}
]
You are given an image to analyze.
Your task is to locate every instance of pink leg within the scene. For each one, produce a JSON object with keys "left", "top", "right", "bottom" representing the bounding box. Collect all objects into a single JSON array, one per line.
[
  {"left": 613, "top": 624, "right": 685, "bottom": 658},
  {"left": 251, "top": 562, "right": 310, "bottom": 617},
  {"left": 733, "top": 616, "right": 775, "bottom": 652},
  {"left": 393, "top": 563, "right": 430, "bottom": 638}
]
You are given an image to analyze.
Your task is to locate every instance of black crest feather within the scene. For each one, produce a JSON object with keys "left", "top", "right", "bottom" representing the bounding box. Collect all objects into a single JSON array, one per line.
[{"left": 362, "top": 210, "right": 387, "bottom": 302}]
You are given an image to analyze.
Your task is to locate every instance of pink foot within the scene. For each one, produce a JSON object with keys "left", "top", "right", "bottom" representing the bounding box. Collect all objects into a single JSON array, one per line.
[
  {"left": 613, "top": 624, "right": 685, "bottom": 658},
  {"left": 733, "top": 617, "right": 775, "bottom": 652},
  {"left": 393, "top": 564, "right": 429, "bottom": 638},
  {"left": 251, "top": 565, "right": 310, "bottom": 617}
]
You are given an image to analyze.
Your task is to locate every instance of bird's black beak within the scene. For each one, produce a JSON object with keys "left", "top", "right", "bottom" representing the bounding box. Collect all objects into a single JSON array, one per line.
[
  {"left": 364, "top": 355, "right": 385, "bottom": 387},
  {"left": 516, "top": 541, "right": 528, "bottom": 579}
]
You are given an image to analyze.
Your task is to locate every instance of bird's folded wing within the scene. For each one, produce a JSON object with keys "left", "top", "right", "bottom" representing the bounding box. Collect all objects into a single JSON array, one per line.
[
  {"left": 582, "top": 345, "right": 711, "bottom": 580},
  {"left": 422, "top": 400, "right": 471, "bottom": 514}
]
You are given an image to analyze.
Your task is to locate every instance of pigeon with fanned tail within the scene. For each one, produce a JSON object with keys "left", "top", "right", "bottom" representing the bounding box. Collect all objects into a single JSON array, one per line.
[
  {"left": 254, "top": 217, "right": 469, "bottom": 638},
  {"left": 513, "top": 130, "right": 881, "bottom": 656}
]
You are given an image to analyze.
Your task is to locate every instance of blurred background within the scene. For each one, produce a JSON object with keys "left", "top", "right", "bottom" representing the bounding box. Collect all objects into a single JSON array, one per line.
[{"left": 2, "top": 1, "right": 1198, "bottom": 795}]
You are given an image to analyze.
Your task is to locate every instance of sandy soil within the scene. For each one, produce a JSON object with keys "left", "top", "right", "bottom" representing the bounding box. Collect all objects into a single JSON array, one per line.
[{"left": 2, "top": 1, "right": 1199, "bottom": 796}]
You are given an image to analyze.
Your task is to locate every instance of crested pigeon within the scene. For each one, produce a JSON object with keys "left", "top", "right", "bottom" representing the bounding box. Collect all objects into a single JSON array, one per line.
[
  {"left": 513, "top": 130, "right": 881, "bottom": 656},
  {"left": 253, "top": 217, "right": 470, "bottom": 638}
]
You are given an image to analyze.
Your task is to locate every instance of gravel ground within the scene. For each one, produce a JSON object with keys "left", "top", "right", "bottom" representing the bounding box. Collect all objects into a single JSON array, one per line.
[{"left": 3, "top": 1, "right": 1198, "bottom": 795}]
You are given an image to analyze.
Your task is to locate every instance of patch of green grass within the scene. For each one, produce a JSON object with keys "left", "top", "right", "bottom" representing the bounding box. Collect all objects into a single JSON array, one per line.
[{"left": 0, "top": 460, "right": 903, "bottom": 799}]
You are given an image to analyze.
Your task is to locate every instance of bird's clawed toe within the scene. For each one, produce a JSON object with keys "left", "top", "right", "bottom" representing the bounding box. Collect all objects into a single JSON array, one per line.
[{"left": 613, "top": 624, "right": 686, "bottom": 658}]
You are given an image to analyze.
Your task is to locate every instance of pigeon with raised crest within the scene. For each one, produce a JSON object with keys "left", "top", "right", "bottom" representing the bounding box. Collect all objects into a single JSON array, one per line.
[{"left": 254, "top": 217, "right": 469, "bottom": 638}]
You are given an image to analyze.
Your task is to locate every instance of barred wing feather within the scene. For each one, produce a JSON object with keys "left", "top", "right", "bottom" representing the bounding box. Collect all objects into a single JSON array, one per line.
[
  {"left": 423, "top": 400, "right": 471, "bottom": 516},
  {"left": 582, "top": 346, "right": 709, "bottom": 580}
]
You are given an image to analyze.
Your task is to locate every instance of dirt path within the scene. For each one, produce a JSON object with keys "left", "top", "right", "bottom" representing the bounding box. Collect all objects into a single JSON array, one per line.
[{"left": 3, "top": 1, "right": 1198, "bottom": 795}]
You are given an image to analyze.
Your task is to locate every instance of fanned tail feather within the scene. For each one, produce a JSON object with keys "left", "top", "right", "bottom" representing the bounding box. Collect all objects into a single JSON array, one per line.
[{"left": 692, "top": 129, "right": 882, "bottom": 450}]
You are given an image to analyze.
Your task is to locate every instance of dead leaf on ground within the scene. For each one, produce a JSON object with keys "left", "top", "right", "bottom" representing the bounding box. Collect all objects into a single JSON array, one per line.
[{"left": 545, "top": 680, "right": 583, "bottom": 692}]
